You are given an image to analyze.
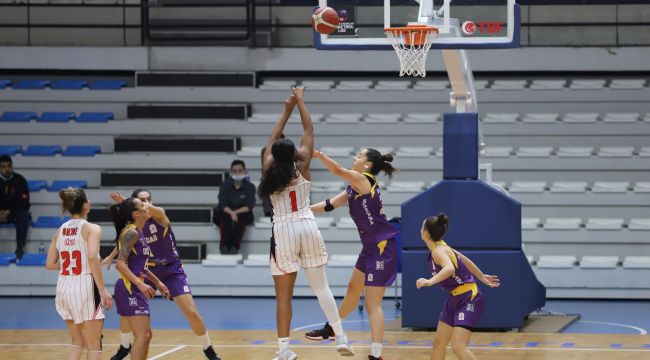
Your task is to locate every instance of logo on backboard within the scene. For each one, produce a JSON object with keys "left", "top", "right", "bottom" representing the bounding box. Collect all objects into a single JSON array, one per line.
[{"left": 462, "top": 20, "right": 505, "bottom": 35}]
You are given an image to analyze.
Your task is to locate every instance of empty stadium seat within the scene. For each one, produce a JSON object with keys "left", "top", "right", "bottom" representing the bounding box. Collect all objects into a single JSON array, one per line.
[
  {"left": 372, "top": 146, "right": 395, "bottom": 155},
  {"left": 336, "top": 80, "right": 373, "bottom": 90},
  {"left": 236, "top": 146, "right": 262, "bottom": 156},
  {"left": 482, "top": 113, "right": 518, "bottom": 123},
  {"left": 336, "top": 217, "right": 357, "bottom": 229},
  {"left": 473, "top": 80, "right": 489, "bottom": 90},
  {"left": 412, "top": 80, "right": 448, "bottom": 90},
  {"left": 556, "top": 146, "right": 594, "bottom": 158},
  {"left": 516, "top": 147, "right": 554, "bottom": 158},
  {"left": 633, "top": 182, "right": 650, "bottom": 193},
  {"left": 522, "top": 113, "right": 559, "bottom": 123},
  {"left": 0, "top": 253, "right": 16, "bottom": 266},
  {"left": 386, "top": 181, "right": 425, "bottom": 192},
  {"left": 202, "top": 254, "right": 242, "bottom": 266},
  {"left": 76, "top": 112, "right": 113, "bottom": 123},
  {"left": 47, "top": 180, "right": 88, "bottom": 191},
  {"left": 254, "top": 217, "right": 273, "bottom": 229},
  {"left": 640, "top": 147, "right": 650, "bottom": 157},
  {"left": 585, "top": 218, "right": 624, "bottom": 230},
  {"left": 324, "top": 113, "right": 362, "bottom": 123},
  {"left": 15, "top": 253, "right": 47, "bottom": 266},
  {"left": 609, "top": 79, "right": 646, "bottom": 89},
  {"left": 315, "top": 217, "right": 334, "bottom": 228},
  {"left": 628, "top": 219, "right": 650, "bottom": 230},
  {"left": 37, "top": 112, "right": 75, "bottom": 122},
  {"left": 32, "top": 216, "right": 70, "bottom": 228},
  {"left": 259, "top": 80, "right": 295, "bottom": 90},
  {"left": 0, "top": 80, "right": 10, "bottom": 89},
  {"left": 22, "top": 145, "right": 62, "bottom": 156},
  {"left": 329, "top": 255, "right": 358, "bottom": 267},
  {"left": 562, "top": 113, "right": 599, "bottom": 123},
  {"left": 243, "top": 254, "right": 270, "bottom": 266},
  {"left": 529, "top": 79, "right": 566, "bottom": 90},
  {"left": 365, "top": 113, "right": 401, "bottom": 123},
  {"left": 300, "top": 80, "right": 334, "bottom": 90},
  {"left": 0, "top": 145, "right": 22, "bottom": 155},
  {"left": 483, "top": 146, "right": 513, "bottom": 158},
  {"left": 375, "top": 80, "right": 411, "bottom": 90},
  {"left": 522, "top": 218, "right": 540, "bottom": 230},
  {"left": 597, "top": 146, "right": 635, "bottom": 158},
  {"left": 311, "top": 181, "right": 345, "bottom": 192},
  {"left": 27, "top": 180, "right": 47, "bottom": 192},
  {"left": 490, "top": 80, "right": 527, "bottom": 90},
  {"left": 319, "top": 146, "right": 354, "bottom": 156},
  {"left": 536, "top": 255, "right": 576, "bottom": 268},
  {"left": 1, "top": 111, "right": 37, "bottom": 122},
  {"left": 396, "top": 146, "right": 434, "bottom": 158},
  {"left": 89, "top": 80, "right": 127, "bottom": 90},
  {"left": 543, "top": 218, "right": 582, "bottom": 230},
  {"left": 569, "top": 79, "right": 606, "bottom": 89},
  {"left": 579, "top": 256, "right": 619, "bottom": 269},
  {"left": 592, "top": 181, "right": 630, "bottom": 193},
  {"left": 403, "top": 113, "right": 439, "bottom": 123},
  {"left": 509, "top": 181, "right": 547, "bottom": 193},
  {"left": 248, "top": 113, "right": 285, "bottom": 123},
  {"left": 13, "top": 80, "right": 50, "bottom": 89},
  {"left": 550, "top": 181, "right": 588, "bottom": 193},
  {"left": 622, "top": 256, "right": 650, "bottom": 269},
  {"left": 62, "top": 145, "right": 101, "bottom": 156},
  {"left": 602, "top": 112, "right": 640, "bottom": 123},
  {"left": 50, "top": 80, "right": 88, "bottom": 90}
]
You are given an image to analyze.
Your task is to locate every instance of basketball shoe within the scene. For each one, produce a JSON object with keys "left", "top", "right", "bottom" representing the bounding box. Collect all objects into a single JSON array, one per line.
[
  {"left": 203, "top": 345, "right": 221, "bottom": 360},
  {"left": 305, "top": 322, "right": 335, "bottom": 340},
  {"left": 335, "top": 333, "right": 355, "bottom": 356},
  {"left": 110, "top": 345, "right": 130, "bottom": 360},
  {"left": 368, "top": 356, "right": 383, "bottom": 360},
  {"left": 273, "top": 348, "right": 298, "bottom": 360}
]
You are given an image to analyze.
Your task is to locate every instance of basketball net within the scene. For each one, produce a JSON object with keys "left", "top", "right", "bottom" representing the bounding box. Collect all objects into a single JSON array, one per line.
[{"left": 384, "top": 25, "right": 438, "bottom": 77}]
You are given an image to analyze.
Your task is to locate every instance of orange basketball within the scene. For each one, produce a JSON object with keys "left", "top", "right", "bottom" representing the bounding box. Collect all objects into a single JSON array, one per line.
[{"left": 312, "top": 7, "right": 340, "bottom": 35}]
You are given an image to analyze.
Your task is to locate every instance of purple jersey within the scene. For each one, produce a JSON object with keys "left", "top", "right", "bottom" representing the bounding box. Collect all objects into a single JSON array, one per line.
[
  {"left": 346, "top": 173, "right": 398, "bottom": 246},
  {"left": 142, "top": 218, "right": 180, "bottom": 265},
  {"left": 427, "top": 242, "right": 476, "bottom": 293},
  {"left": 117, "top": 224, "right": 152, "bottom": 293}
]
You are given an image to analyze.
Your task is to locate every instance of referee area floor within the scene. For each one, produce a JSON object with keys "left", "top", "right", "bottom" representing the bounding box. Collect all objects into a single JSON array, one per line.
[{"left": 1, "top": 297, "right": 649, "bottom": 359}]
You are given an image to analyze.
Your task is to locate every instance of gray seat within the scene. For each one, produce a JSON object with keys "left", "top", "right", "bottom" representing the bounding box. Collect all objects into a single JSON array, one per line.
[{"left": 537, "top": 255, "right": 577, "bottom": 268}]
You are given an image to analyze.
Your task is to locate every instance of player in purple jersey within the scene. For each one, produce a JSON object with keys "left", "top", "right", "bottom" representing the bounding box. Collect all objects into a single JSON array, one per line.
[
  {"left": 103, "top": 190, "right": 221, "bottom": 360},
  {"left": 308, "top": 148, "right": 398, "bottom": 360},
  {"left": 416, "top": 213, "right": 500, "bottom": 360},
  {"left": 110, "top": 198, "right": 170, "bottom": 360}
]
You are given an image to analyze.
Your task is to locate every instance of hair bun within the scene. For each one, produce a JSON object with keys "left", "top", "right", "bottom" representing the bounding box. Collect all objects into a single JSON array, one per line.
[
  {"left": 437, "top": 213, "right": 448, "bottom": 225},
  {"left": 381, "top": 153, "right": 394, "bottom": 163}
]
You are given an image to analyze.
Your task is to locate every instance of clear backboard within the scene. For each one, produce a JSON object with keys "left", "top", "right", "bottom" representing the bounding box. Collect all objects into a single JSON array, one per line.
[{"left": 314, "top": 0, "right": 520, "bottom": 50}]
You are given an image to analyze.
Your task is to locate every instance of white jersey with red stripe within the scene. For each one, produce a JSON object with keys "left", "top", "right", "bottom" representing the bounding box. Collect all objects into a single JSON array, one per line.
[
  {"left": 55, "top": 218, "right": 104, "bottom": 324},
  {"left": 269, "top": 171, "right": 328, "bottom": 275}
]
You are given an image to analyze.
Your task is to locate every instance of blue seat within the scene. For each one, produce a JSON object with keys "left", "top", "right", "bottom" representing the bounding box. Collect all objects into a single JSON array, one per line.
[
  {"left": 0, "top": 80, "right": 10, "bottom": 89},
  {"left": 50, "top": 80, "right": 88, "bottom": 90},
  {"left": 62, "top": 145, "right": 101, "bottom": 156},
  {"left": 0, "top": 145, "right": 22, "bottom": 155},
  {"left": 16, "top": 253, "right": 48, "bottom": 266},
  {"left": 27, "top": 179, "right": 48, "bottom": 192},
  {"left": 0, "top": 253, "right": 17, "bottom": 266},
  {"left": 89, "top": 80, "right": 127, "bottom": 90},
  {"left": 0, "top": 111, "right": 37, "bottom": 122},
  {"left": 32, "top": 216, "right": 69, "bottom": 228},
  {"left": 77, "top": 112, "right": 113, "bottom": 123},
  {"left": 23, "top": 145, "right": 62, "bottom": 156},
  {"left": 38, "top": 112, "right": 75, "bottom": 123},
  {"left": 47, "top": 180, "right": 87, "bottom": 191},
  {"left": 13, "top": 80, "right": 50, "bottom": 89},
  {"left": 0, "top": 223, "right": 16, "bottom": 229}
]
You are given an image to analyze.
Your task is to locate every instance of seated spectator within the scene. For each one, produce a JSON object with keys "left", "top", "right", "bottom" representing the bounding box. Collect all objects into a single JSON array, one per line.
[
  {"left": 213, "top": 160, "right": 256, "bottom": 254},
  {"left": 0, "top": 155, "right": 30, "bottom": 260}
]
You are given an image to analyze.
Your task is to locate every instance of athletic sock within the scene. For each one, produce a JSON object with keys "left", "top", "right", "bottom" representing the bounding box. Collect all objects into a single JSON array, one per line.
[
  {"left": 330, "top": 321, "right": 344, "bottom": 337},
  {"left": 371, "top": 342, "right": 383, "bottom": 357},
  {"left": 120, "top": 332, "right": 132, "bottom": 348},
  {"left": 198, "top": 333, "right": 211, "bottom": 350},
  {"left": 278, "top": 337, "right": 290, "bottom": 352}
]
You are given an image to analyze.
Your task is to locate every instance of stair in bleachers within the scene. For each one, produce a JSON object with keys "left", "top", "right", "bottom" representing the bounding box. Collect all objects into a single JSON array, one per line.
[
  {"left": 136, "top": 72, "right": 255, "bottom": 87},
  {"left": 127, "top": 104, "right": 250, "bottom": 119},
  {"left": 89, "top": 208, "right": 212, "bottom": 224},
  {"left": 114, "top": 137, "right": 241, "bottom": 153},
  {"left": 101, "top": 172, "right": 224, "bottom": 187}
]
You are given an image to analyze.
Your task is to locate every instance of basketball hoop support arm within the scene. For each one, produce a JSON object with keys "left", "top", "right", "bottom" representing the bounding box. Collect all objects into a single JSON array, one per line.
[{"left": 441, "top": 49, "right": 476, "bottom": 113}]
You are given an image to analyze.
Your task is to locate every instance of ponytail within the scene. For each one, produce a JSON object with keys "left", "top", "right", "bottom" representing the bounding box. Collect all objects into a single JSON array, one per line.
[
  {"left": 109, "top": 198, "right": 138, "bottom": 244},
  {"left": 365, "top": 148, "right": 398, "bottom": 178},
  {"left": 258, "top": 138, "right": 297, "bottom": 198}
]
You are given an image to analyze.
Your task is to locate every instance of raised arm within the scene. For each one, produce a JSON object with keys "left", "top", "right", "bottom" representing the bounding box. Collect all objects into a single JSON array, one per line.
[
  {"left": 45, "top": 230, "right": 60, "bottom": 270},
  {"left": 457, "top": 251, "right": 500, "bottom": 288},
  {"left": 262, "top": 94, "right": 296, "bottom": 173},
  {"left": 110, "top": 192, "right": 170, "bottom": 227},
  {"left": 313, "top": 150, "right": 371, "bottom": 194},
  {"left": 311, "top": 190, "right": 348, "bottom": 215},
  {"left": 292, "top": 86, "right": 314, "bottom": 179},
  {"left": 85, "top": 223, "right": 113, "bottom": 309}
]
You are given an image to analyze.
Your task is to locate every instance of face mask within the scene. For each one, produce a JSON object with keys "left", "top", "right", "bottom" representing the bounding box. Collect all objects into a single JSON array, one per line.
[{"left": 231, "top": 174, "right": 247, "bottom": 181}]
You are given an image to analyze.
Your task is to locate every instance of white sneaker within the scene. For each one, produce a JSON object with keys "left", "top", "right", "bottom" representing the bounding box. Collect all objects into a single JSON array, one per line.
[
  {"left": 273, "top": 348, "right": 298, "bottom": 360},
  {"left": 335, "top": 333, "right": 355, "bottom": 356}
]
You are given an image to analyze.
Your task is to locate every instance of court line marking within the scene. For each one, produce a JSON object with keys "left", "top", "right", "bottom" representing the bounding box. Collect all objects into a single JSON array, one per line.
[
  {"left": 147, "top": 345, "right": 186, "bottom": 360},
  {"left": 1, "top": 343, "right": 649, "bottom": 352},
  {"left": 577, "top": 321, "right": 647, "bottom": 335},
  {"left": 293, "top": 318, "right": 396, "bottom": 331}
]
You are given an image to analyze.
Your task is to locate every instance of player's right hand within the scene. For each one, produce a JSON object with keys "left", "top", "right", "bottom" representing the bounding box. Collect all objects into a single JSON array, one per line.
[
  {"left": 312, "top": 150, "right": 323, "bottom": 159},
  {"left": 109, "top": 192, "right": 126, "bottom": 204},
  {"left": 284, "top": 94, "right": 296, "bottom": 112},
  {"left": 100, "top": 287, "right": 113, "bottom": 310},
  {"left": 292, "top": 86, "right": 306, "bottom": 101},
  {"left": 137, "top": 282, "right": 156, "bottom": 299},
  {"left": 416, "top": 278, "right": 432, "bottom": 289}
]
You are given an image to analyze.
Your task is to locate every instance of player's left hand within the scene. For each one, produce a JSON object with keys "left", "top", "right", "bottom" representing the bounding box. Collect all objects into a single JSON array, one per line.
[
  {"left": 480, "top": 274, "right": 501, "bottom": 288},
  {"left": 109, "top": 192, "right": 126, "bottom": 204},
  {"left": 156, "top": 281, "right": 171, "bottom": 299},
  {"left": 416, "top": 278, "right": 433, "bottom": 289},
  {"left": 312, "top": 150, "right": 323, "bottom": 159}
]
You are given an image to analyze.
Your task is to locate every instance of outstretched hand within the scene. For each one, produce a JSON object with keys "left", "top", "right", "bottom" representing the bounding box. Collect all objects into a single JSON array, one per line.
[
  {"left": 292, "top": 85, "right": 306, "bottom": 101},
  {"left": 109, "top": 192, "right": 126, "bottom": 204},
  {"left": 480, "top": 274, "right": 501, "bottom": 288},
  {"left": 284, "top": 94, "right": 296, "bottom": 113},
  {"left": 312, "top": 150, "right": 323, "bottom": 159}
]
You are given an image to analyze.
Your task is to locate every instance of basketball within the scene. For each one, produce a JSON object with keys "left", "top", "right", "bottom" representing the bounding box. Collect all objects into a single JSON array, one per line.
[{"left": 312, "top": 7, "right": 340, "bottom": 35}]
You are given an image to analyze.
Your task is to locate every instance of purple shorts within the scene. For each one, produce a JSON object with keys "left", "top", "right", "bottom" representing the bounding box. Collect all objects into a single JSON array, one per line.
[
  {"left": 355, "top": 238, "right": 398, "bottom": 287},
  {"left": 114, "top": 279, "right": 150, "bottom": 317},
  {"left": 439, "top": 288, "right": 484, "bottom": 328},
  {"left": 145, "top": 261, "right": 191, "bottom": 300}
]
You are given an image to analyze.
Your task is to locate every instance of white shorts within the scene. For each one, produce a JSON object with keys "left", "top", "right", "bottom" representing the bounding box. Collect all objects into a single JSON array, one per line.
[
  {"left": 270, "top": 218, "right": 328, "bottom": 276},
  {"left": 55, "top": 274, "right": 105, "bottom": 324}
]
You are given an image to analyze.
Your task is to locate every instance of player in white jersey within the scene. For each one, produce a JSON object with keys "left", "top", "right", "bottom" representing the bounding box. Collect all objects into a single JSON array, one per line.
[
  {"left": 259, "top": 86, "right": 353, "bottom": 360},
  {"left": 45, "top": 188, "right": 112, "bottom": 360}
]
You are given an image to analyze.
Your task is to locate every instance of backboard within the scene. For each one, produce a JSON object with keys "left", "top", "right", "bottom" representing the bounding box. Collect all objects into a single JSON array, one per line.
[{"left": 314, "top": 0, "right": 520, "bottom": 50}]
